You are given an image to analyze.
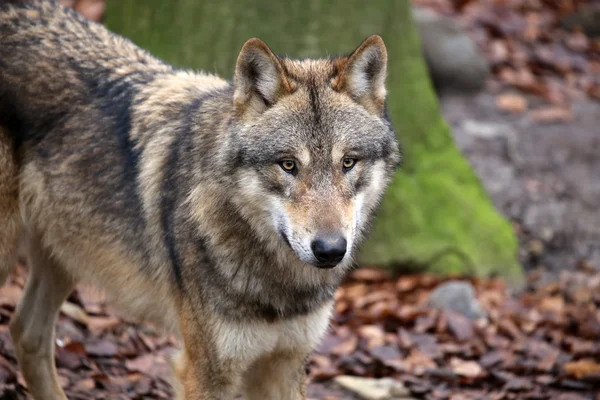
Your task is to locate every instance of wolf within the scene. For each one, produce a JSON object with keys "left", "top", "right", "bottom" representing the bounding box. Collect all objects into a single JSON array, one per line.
[{"left": 0, "top": 1, "right": 401, "bottom": 399}]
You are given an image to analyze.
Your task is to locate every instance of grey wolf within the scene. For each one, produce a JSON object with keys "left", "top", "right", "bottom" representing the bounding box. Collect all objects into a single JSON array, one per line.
[{"left": 0, "top": 1, "right": 401, "bottom": 398}]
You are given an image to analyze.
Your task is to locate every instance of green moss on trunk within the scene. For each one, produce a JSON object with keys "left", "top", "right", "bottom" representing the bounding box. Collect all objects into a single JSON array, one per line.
[{"left": 106, "top": 0, "right": 523, "bottom": 283}]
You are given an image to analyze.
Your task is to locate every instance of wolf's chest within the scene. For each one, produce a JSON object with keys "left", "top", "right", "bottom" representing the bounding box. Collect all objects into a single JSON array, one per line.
[{"left": 212, "top": 302, "right": 333, "bottom": 367}]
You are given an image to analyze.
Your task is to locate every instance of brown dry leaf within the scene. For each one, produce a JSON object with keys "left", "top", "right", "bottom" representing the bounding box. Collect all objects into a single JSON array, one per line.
[
  {"left": 489, "top": 40, "right": 510, "bottom": 65},
  {"left": 564, "top": 336, "right": 595, "bottom": 356},
  {"left": 349, "top": 268, "right": 390, "bottom": 282},
  {"left": 496, "top": 93, "right": 528, "bottom": 113},
  {"left": 530, "top": 107, "right": 573, "bottom": 123},
  {"left": 57, "top": 374, "right": 70, "bottom": 389},
  {"left": 0, "top": 358, "right": 16, "bottom": 383},
  {"left": 450, "top": 358, "right": 484, "bottom": 378},
  {"left": 498, "top": 318, "right": 522, "bottom": 340},
  {"left": 370, "top": 344, "right": 406, "bottom": 371},
  {"left": 87, "top": 316, "right": 121, "bottom": 335},
  {"left": 126, "top": 352, "right": 173, "bottom": 381},
  {"left": 134, "top": 376, "right": 153, "bottom": 395},
  {"left": 71, "top": 378, "right": 96, "bottom": 392},
  {"left": 126, "top": 354, "right": 157, "bottom": 374},
  {"left": 414, "top": 313, "right": 437, "bottom": 334},
  {"left": 56, "top": 341, "right": 86, "bottom": 370},
  {"left": 566, "top": 30, "right": 589, "bottom": 52},
  {"left": 60, "top": 302, "right": 90, "bottom": 326},
  {"left": 524, "top": 12, "right": 540, "bottom": 42},
  {"left": 445, "top": 311, "right": 474, "bottom": 341},
  {"left": 504, "top": 377, "right": 534, "bottom": 392},
  {"left": 76, "top": 285, "right": 107, "bottom": 315},
  {"left": 564, "top": 359, "right": 600, "bottom": 379},
  {"left": 357, "top": 324, "right": 386, "bottom": 349},
  {"left": 85, "top": 339, "right": 119, "bottom": 357},
  {"left": 479, "top": 351, "right": 504, "bottom": 369},
  {"left": 555, "top": 394, "right": 594, "bottom": 400},
  {"left": 526, "top": 340, "right": 561, "bottom": 372},
  {"left": 538, "top": 295, "right": 565, "bottom": 314},
  {"left": 578, "top": 318, "right": 600, "bottom": 340},
  {"left": 396, "top": 275, "right": 421, "bottom": 293},
  {"left": 137, "top": 331, "right": 158, "bottom": 352},
  {"left": 343, "top": 283, "right": 369, "bottom": 300},
  {"left": 308, "top": 354, "right": 339, "bottom": 381},
  {"left": 354, "top": 290, "right": 396, "bottom": 309},
  {"left": 587, "top": 83, "right": 600, "bottom": 101},
  {"left": 329, "top": 335, "right": 358, "bottom": 356},
  {"left": 404, "top": 348, "right": 437, "bottom": 375}
]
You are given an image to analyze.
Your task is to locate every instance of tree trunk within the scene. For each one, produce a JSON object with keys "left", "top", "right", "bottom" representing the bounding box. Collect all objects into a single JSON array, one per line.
[{"left": 106, "top": 0, "right": 523, "bottom": 283}]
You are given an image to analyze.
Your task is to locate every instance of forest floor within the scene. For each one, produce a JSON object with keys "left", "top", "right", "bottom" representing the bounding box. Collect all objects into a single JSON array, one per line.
[
  {"left": 1, "top": 0, "right": 599, "bottom": 399},
  {"left": 0, "top": 263, "right": 599, "bottom": 399}
]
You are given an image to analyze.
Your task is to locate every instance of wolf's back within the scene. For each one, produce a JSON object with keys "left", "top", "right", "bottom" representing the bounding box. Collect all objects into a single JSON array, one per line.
[
  {"left": 0, "top": 0, "right": 171, "bottom": 145},
  {"left": 0, "top": 0, "right": 181, "bottom": 258}
]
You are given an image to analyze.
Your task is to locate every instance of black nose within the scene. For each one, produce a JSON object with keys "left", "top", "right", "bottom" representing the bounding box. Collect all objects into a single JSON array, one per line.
[{"left": 311, "top": 236, "right": 347, "bottom": 266}]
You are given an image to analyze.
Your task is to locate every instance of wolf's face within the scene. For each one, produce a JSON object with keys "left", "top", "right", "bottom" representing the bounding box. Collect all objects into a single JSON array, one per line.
[{"left": 229, "top": 36, "right": 400, "bottom": 269}]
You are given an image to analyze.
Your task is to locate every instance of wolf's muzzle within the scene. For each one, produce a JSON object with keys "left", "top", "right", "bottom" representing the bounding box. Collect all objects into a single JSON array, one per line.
[{"left": 311, "top": 235, "right": 346, "bottom": 268}]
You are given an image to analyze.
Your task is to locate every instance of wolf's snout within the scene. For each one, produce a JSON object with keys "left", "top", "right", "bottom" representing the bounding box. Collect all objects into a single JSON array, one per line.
[{"left": 311, "top": 235, "right": 347, "bottom": 267}]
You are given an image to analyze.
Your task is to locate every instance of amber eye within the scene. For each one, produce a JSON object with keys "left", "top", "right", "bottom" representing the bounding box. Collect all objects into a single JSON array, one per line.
[
  {"left": 279, "top": 159, "right": 296, "bottom": 173},
  {"left": 342, "top": 158, "right": 357, "bottom": 171}
]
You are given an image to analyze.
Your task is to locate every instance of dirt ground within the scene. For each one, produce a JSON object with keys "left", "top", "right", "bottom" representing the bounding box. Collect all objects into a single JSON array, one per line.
[{"left": 441, "top": 92, "right": 600, "bottom": 273}]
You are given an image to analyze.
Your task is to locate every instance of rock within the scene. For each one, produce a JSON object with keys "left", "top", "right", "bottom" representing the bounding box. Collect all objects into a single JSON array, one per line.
[
  {"left": 334, "top": 376, "right": 415, "bottom": 400},
  {"left": 428, "top": 280, "right": 487, "bottom": 320},
  {"left": 560, "top": 7, "right": 600, "bottom": 38},
  {"left": 413, "top": 7, "right": 489, "bottom": 94},
  {"left": 461, "top": 119, "right": 516, "bottom": 140}
]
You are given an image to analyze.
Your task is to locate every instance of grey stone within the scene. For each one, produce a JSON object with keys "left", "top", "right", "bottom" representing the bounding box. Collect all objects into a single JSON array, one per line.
[
  {"left": 428, "top": 280, "right": 487, "bottom": 320},
  {"left": 413, "top": 7, "right": 489, "bottom": 94},
  {"left": 461, "top": 119, "right": 516, "bottom": 140}
]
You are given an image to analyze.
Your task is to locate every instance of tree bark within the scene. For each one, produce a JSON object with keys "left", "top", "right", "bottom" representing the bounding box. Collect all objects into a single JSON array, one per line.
[{"left": 106, "top": 0, "right": 523, "bottom": 283}]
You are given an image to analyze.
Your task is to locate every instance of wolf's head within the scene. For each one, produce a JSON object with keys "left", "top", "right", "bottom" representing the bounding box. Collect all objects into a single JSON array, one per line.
[{"left": 228, "top": 35, "right": 401, "bottom": 270}]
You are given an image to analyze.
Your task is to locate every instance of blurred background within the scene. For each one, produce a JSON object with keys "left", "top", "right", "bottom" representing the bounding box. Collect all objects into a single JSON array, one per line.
[{"left": 0, "top": 0, "right": 599, "bottom": 399}]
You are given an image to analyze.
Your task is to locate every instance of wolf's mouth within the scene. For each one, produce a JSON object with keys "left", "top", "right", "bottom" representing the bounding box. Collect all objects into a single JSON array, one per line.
[{"left": 313, "top": 261, "right": 339, "bottom": 269}]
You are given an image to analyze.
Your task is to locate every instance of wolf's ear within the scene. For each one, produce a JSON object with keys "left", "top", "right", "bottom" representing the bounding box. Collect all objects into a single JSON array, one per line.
[
  {"left": 333, "top": 35, "right": 388, "bottom": 115},
  {"left": 233, "top": 38, "right": 294, "bottom": 116}
]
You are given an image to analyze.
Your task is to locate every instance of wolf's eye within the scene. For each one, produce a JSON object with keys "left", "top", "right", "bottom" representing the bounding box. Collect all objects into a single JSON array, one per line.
[
  {"left": 279, "top": 159, "right": 297, "bottom": 174},
  {"left": 342, "top": 158, "right": 357, "bottom": 171}
]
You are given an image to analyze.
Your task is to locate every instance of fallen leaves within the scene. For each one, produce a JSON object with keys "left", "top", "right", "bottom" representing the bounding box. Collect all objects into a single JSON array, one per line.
[
  {"left": 446, "top": 311, "right": 474, "bottom": 341},
  {"left": 310, "top": 266, "right": 600, "bottom": 399},
  {"left": 0, "top": 263, "right": 599, "bottom": 399},
  {"left": 496, "top": 93, "right": 528, "bottom": 113},
  {"left": 450, "top": 357, "right": 484, "bottom": 379},
  {"left": 564, "top": 359, "right": 600, "bottom": 379},
  {"left": 414, "top": 0, "right": 600, "bottom": 116},
  {"left": 0, "top": 270, "right": 175, "bottom": 399}
]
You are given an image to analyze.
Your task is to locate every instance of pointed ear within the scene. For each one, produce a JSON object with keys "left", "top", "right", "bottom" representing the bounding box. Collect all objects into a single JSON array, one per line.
[
  {"left": 233, "top": 38, "right": 295, "bottom": 116},
  {"left": 332, "top": 35, "right": 388, "bottom": 115}
]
